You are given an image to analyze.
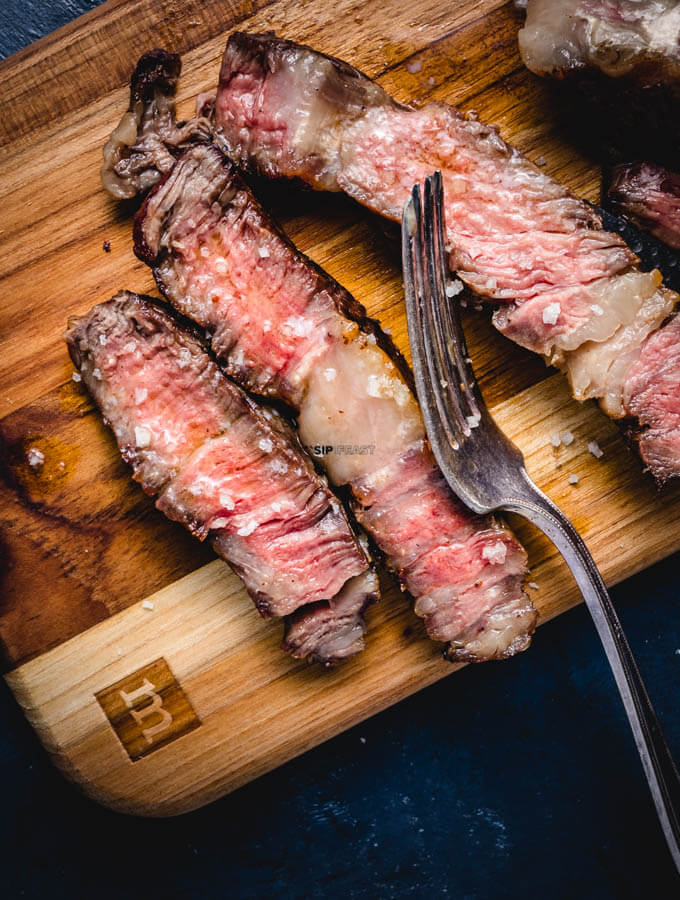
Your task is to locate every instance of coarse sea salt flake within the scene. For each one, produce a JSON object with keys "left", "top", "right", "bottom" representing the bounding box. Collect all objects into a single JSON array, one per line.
[
  {"left": 27, "top": 447, "right": 45, "bottom": 467},
  {"left": 481, "top": 541, "right": 507, "bottom": 565},
  {"left": 445, "top": 280, "right": 464, "bottom": 298},
  {"left": 135, "top": 387, "right": 148, "bottom": 405},
  {"left": 561, "top": 430, "right": 574, "bottom": 446},
  {"left": 212, "top": 517, "right": 229, "bottom": 529},
  {"left": 72, "top": 372, "right": 82, "bottom": 383},
  {"left": 542, "top": 302, "right": 561, "bottom": 325},
  {"left": 263, "top": 320, "right": 272, "bottom": 333},
  {"left": 219, "top": 492, "right": 235, "bottom": 510},
  {"left": 367, "top": 375, "right": 382, "bottom": 398},
  {"left": 92, "top": 367, "right": 102, "bottom": 380},
  {"left": 284, "top": 316, "right": 313, "bottom": 338},
  {"left": 135, "top": 426, "right": 151, "bottom": 448},
  {"left": 528, "top": 582, "right": 540, "bottom": 591},
  {"left": 568, "top": 473, "right": 579, "bottom": 485},
  {"left": 550, "top": 432, "right": 562, "bottom": 448},
  {"left": 142, "top": 600, "right": 155, "bottom": 611},
  {"left": 323, "top": 368, "right": 337, "bottom": 381},
  {"left": 258, "top": 437, "right": 273, "bottom": 453},
  {"left": 588, "top": 440, "right": 604, "bottom": 458},
  {"left": 406, "top": 59, "right": 422, "bottom": 73},
  {"left": 99, "top": 334, "right": 108, "bottom": 346},
  {"left": 177, "top": 348, "right": 192, "bottom": 369},
  {"left": 590, "top": 304, "right": 604, "bottom": 316},
  {"left": 258, "top": 246, "right": 270, "bottom": 258}
]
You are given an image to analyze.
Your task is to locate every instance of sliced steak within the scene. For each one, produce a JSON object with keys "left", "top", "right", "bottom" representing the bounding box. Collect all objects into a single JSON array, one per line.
[
  {"left": 65, "top": 291, "right": 374, "bottom": 663},
  {"left": 214, "top": 33, "right": 680, "bottom": 483},
  {"left": 607, "top": 162, "right": 680, "bottom": 251},
  {"left": 134, "top": 145, "right": 535, "bottom": 662},
  {"left": 101, "top": 49, "right": 213, "bottom": 200},
  {"left": 283, "top": 569, "right": 379, "bottom": 665}
]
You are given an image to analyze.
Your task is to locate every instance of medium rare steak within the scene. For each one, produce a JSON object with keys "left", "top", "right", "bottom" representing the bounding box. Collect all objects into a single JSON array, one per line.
[
  {"left": 65, "top": 291, "right": 376, "bottom": 664},
  {"left": 134, "top": 145, "right": 535, "bottom": 662},
  {"left": 214, "top": 32, "right": 680, "bottom": 484}
]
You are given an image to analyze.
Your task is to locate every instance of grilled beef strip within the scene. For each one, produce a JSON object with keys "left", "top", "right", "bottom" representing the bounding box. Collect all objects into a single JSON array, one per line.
[
  {"left": 607, "top": 162, "right": 680, "bottom": 251},
  {"left": 214, "top": 32, "right": 680, "bottom": 484},
  {"left": 65, "top": 291, "right": 376, "bottom": 665},
  {"left": 101, "top": 50, "right": 213, "bottom": 200},
  {"left": 517, "top": 1, "right": 680, "bottom": 167},
  {"left": 134, "top": 144, "right": 534, "bottom": 662}
]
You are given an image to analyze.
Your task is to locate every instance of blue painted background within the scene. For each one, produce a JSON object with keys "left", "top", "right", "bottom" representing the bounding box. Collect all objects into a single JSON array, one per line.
[{"left": 1, "top": 3, "right": 679, "bottom": 896}]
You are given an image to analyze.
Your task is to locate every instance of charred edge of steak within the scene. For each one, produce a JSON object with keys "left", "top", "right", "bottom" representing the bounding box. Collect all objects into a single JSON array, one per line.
[
  {"left": 133, "top": 144, "right": 417, "bottom": 394},
  {"left": 130, "top": 48, "right": 182, "bottom": 106},
  {"left": 225, "top": 30, "right": 375, "bottom": 87},
  {"left": 101, "top": 49, "right": 213, "bottom": 201}
]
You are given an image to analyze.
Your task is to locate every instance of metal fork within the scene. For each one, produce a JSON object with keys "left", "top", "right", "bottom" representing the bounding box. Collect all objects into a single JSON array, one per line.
[{"left": 402, "top": 170, "right": 680, "bottom": 872}]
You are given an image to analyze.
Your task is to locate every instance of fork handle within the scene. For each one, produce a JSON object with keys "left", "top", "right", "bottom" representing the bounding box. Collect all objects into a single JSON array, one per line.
[{"left": 509, "top": 479, "right": 680, "bottom": 872}]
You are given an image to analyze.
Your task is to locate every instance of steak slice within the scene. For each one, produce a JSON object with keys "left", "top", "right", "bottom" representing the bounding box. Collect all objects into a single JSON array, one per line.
[
  {"left": 134, "top": 145, "right": 535, "bottom": 662},
  {"left": 214, "top": 32, "right": 680, "bottom": 483},
  {"left": 65, "top": 291, "right": 374, "bottom": 663},
  {"left": 101, "top": 49, "right": 213, "bottom": 200},
  {"left": 283, "top": 569, "right": 379, "bottom": 664}
]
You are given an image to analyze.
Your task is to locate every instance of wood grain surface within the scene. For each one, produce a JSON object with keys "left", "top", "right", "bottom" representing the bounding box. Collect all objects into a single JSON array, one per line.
[{"left": 1, "top": 0, "right": 679, "bottom": 814}]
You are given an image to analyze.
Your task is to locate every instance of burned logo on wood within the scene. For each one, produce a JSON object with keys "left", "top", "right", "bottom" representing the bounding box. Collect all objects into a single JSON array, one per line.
[{"left": 95, "top": 657, "right": 200, "bottom": 761}]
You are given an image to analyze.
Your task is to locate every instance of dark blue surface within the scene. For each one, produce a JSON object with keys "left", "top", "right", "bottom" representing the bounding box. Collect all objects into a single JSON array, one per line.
[{"left": 1, "top": 4, "right": 679, "bottom": 897}]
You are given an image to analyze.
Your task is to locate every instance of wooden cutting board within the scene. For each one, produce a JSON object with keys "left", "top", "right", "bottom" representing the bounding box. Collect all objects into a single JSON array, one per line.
[{"left": 2, "top": 0, "right": 679, "bottom": 817}]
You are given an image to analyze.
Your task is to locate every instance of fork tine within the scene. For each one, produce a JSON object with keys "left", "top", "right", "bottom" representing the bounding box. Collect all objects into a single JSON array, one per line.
[
  {"left": 420, "top": 176, "right": 473, "bottom": 439},
  {"left": 422, "top": 172, "right": 488, "bottom": 430},
  {"left": 403, "top": 185, "right": 466, "bottom": 453}
]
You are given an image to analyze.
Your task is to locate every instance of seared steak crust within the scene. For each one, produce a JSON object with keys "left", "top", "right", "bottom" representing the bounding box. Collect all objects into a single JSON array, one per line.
[
  {"left": 65, "top": 292, "right": 374, "bottom": 662},
  {"left": 134, "top": 145, "right": 535, "bottom": 662},
  {"left": 214, "top": 32, "right": 680, "bottom": 483}
]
